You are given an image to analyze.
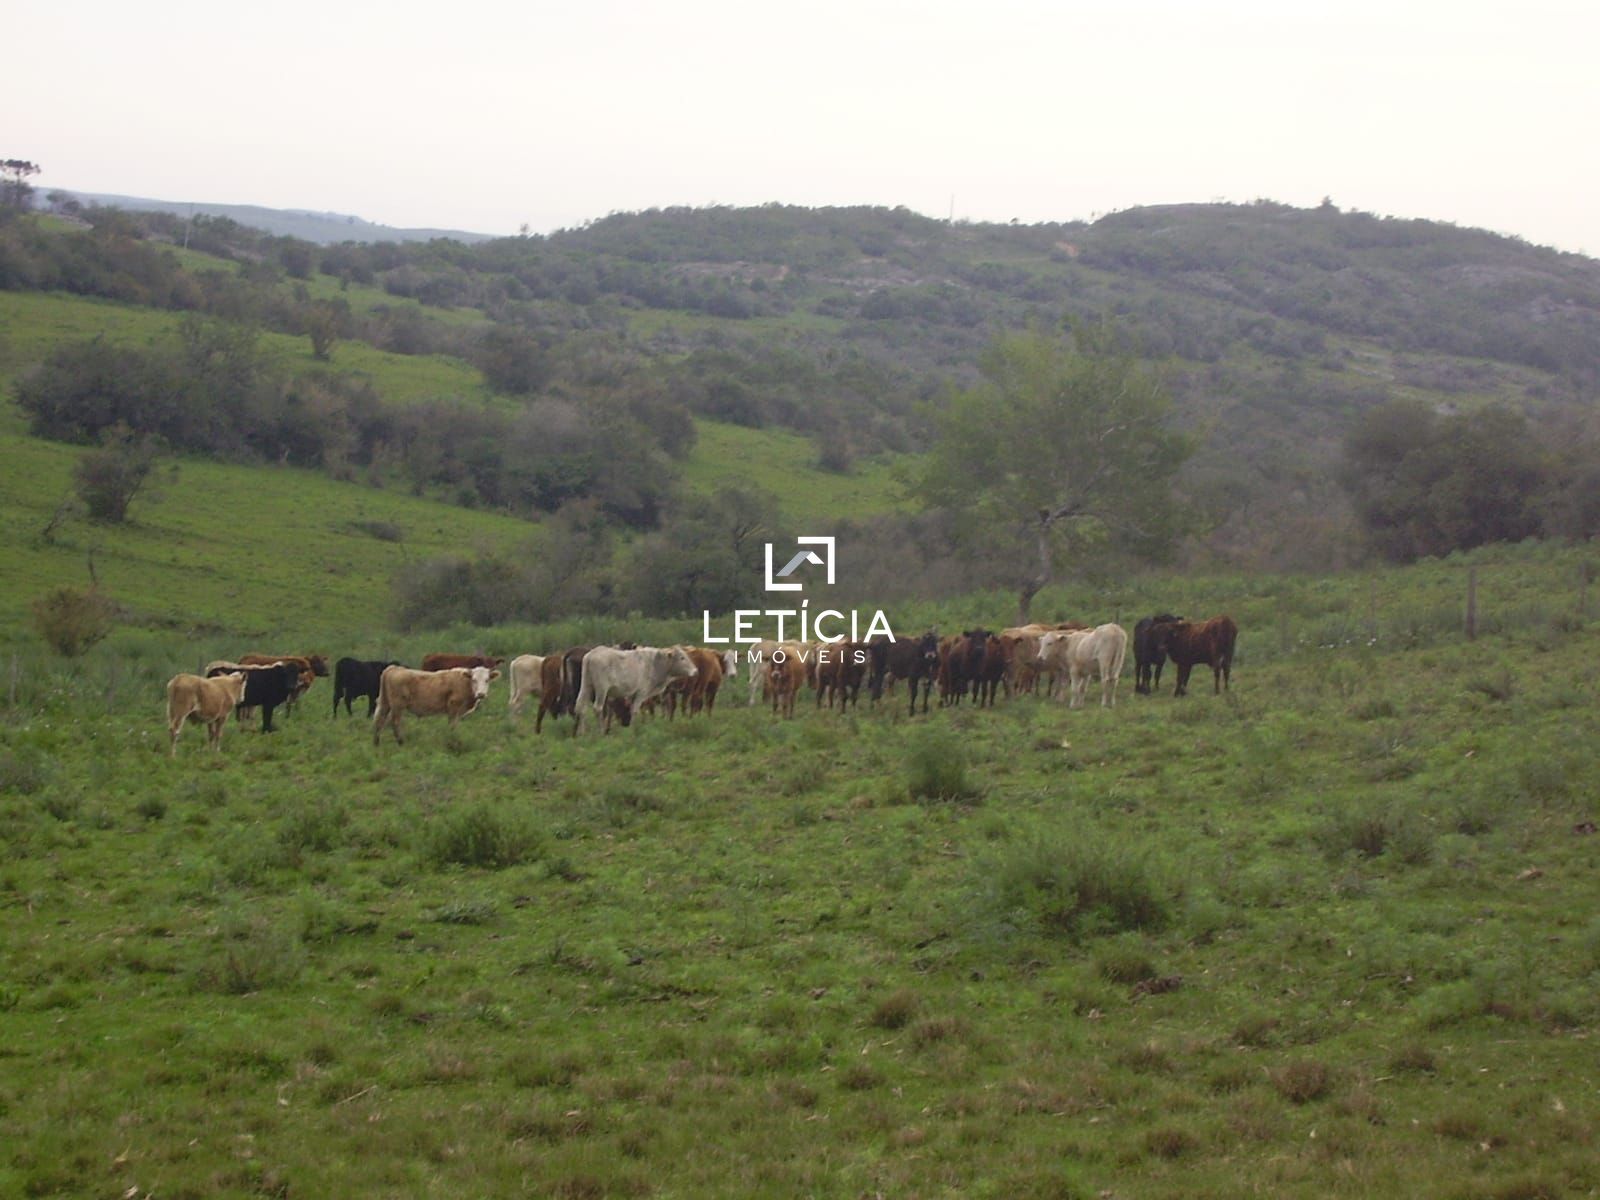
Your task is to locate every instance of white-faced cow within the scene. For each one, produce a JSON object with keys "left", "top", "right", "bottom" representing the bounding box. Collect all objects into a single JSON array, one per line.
[
  {"left": 1038, "top": 624, "right": 1129, "bottom": 709},
  {"left": 166, "top": 671, "right": 248, "bottom": 758},
  {"left": 574, "top": 646, "right": 696, "bottom": 735},
  {"left": 372, "top": 665, "right": 499, "bottom": 746}
]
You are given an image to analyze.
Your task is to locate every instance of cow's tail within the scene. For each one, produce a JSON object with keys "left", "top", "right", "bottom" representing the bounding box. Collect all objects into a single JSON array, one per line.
[
  {"left": 1108, "top": 627, "right": 1129, "bottom": 682},
  {"left": 561, "top": 655, "right": 584, "bottom": 716}
]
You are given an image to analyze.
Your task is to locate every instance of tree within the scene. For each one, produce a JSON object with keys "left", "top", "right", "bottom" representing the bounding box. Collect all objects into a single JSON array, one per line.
[
  {"left": 73, "top": 427, "right": 164, "bottom": 522},
  {"left": 1339, "top": 400, "right": 1546, "bottom": 561},
  {"left": 911, "top": 326, "right": 1192, "bottom": 621},
  {"left": 1, "top": 158, "right": 40, "bottom": 215},
  {"left": 300, "top": 297, "right": 350, "bottom": 361},
  {"left": 31, "top": 585, "right": 115, "bottom": 656}
]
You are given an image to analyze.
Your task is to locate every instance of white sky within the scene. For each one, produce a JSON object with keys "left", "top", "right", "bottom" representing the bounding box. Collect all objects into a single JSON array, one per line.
[{"left": 10, "top": 0, "right": 1598, "bottom": 253}]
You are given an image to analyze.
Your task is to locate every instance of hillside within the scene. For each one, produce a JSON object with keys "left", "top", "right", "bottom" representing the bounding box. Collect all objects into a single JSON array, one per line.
[
  {"left": 48, "top": 190, "right": 494, "bottom": 245},
  {"left": 4, "top": 198, "right": 1600, "bottom": 629}
]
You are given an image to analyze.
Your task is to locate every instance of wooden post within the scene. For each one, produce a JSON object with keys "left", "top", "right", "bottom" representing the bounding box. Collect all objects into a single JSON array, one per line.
[{"left": 1465, "top": 567, "right": 1478, "bottom": 641}]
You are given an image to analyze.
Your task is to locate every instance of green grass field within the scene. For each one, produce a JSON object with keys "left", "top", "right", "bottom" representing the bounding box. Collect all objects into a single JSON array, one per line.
[{"left": 1, "top": 545, "right": 1596, "bottom": 1198}]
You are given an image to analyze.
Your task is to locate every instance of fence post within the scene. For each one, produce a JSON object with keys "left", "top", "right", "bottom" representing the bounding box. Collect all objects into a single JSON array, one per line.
[{"left": 1465, "top": 567, "right": 1478, "bottom": 641}]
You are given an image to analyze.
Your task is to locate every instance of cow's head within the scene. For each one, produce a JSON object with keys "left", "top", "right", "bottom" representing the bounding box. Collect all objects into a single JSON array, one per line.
[
  {"left": 665, "top": 646, "right": 697, "bottom": 680},
  {"left": 918, "top": 632, "right": 941, "bottom": 665},
  {"left": 720, "top": 649, "right": 739, "bottom": 678},
  {"left": 468, "top": 666, "right": 500, "bottom": 706},
  {"left": 306, "top": 655, "right": 330, "bottom": 677},
  {"left": 1147, "top": 617, "right": 1185, "bottom": 655}
]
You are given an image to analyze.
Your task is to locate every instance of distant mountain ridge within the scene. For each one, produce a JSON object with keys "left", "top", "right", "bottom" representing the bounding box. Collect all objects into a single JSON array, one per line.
[{"left": 52, "top": 190, "right": 494, "bottom": 245}]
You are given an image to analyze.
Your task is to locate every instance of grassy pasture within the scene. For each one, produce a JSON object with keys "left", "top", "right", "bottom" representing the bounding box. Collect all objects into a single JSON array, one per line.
[{"left": 1, "top": 548, "right": 1597, "bottom": 1198}]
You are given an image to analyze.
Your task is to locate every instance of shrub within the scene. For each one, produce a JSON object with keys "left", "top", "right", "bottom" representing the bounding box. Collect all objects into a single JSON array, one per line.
[
  {"left": 74, "top": 430, "right": 161, "bottom": 522},
  {"left": 0, "top": 749, "right": 47, "bottom": 796},
  {"left": 979, "top": 835, "right": 1172, "bottom": 940},
  {"left": 868, "top": 989, "right": 920, "bottom": 1030},
  {"left": 905, "top": 729, "right": 982, "bottom": 803},
  {"left": 194, "top": 914, "right": 305, "bottom": 994},
  {"left": 1269, "top": 1059, "right": 1333, "bottom": 1104},
  {"left": 30, "top": 585, "right": 115, "bottom": 655},
  {"left": 426, "top": 804, "right": 541, "bottom": 869}
]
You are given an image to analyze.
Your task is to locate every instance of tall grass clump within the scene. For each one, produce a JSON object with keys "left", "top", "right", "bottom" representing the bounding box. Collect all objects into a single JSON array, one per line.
[
  {"left": 425, "top": 803, "right": 542, "bottom": 869},
  {"left": 974, "top": 834, "right": 1172, "bottom": 941},
  {"left": 904, "top": 727, "right": 983, "bottom": 803}
]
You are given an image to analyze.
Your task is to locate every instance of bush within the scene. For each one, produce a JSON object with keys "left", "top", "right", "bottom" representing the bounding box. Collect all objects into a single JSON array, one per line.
[
  {"left": 74, "top": 430, "right": 160, "bottom": 522},
  {"left": 905, "top": 729, "right": 982, "bottom": 803},
  {"left": 979, "top": 835, "right": 1172, "bottom": 940},
  {"left": 426, "top": 804, "right": 541, "bottom": 869},
  {"left": 30, "top": 585, "right": 115, "bottom": 656}
]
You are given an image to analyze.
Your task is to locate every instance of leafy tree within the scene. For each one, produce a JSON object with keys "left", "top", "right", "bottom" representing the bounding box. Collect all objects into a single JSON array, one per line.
[
  {"left": 620, "top": 487, "right": 781, "bottom": 616},
  {"left": 1339, "top": 400, "right": 1546, "bottom": 561},
  {"left": 300, "top": 297, "right": 351, "bottom": 361},
  {"left": 911, "top": 326, "right": 1192, "bottom": 621}
]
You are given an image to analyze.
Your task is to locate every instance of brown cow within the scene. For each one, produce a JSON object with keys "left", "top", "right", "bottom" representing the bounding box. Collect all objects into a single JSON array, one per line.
[
  {"left": 814, "top": 641, "right": 869, "bottom": 710},
  {"left": 167, "top": 671, "right": 248, "bottom": 758},
  {"left": 1149, "top": 616, "right": 1238, "bottom": 696},
  {"left": 372, "top": 665, "right": 499, "bottom": 745},
  {"left": 420, "top": 653, "right": 505, "bottom": 673},
  {"left": 972, "top": 634, "right": 1010, "bottom": 707},
  {"left": 766, "top": 647, "right": 807, "bottom": 718}
]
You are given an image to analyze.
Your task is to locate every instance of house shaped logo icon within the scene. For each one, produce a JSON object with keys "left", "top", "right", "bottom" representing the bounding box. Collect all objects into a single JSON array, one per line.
[{"left": 764, "top": 536, "right": 835, "bottom": 592}]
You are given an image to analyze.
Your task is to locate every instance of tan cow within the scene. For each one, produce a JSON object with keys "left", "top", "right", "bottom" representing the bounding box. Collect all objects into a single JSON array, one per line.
[
  {"left": 166, "top": 671, "right": 248, "bottom": 758},
  {"left": 765, "top": 646, "right": 808, "bottom": 718},
  {"left": 507, "top": 654, "right": 545, "bottom": 716},
  {"left": 373, "top": 665, "right": 499, "bottom": 745}
]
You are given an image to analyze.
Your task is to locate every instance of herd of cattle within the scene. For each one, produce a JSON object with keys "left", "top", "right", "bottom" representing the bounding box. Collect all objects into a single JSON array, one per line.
[{"left": 162, "top": 615, "right": 1238, "bottom": 756}]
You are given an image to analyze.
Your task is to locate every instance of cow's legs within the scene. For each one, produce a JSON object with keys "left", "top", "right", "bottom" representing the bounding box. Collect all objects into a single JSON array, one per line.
[{"left": 1174, "top": 662, "right": 1192, "bottom": 697}]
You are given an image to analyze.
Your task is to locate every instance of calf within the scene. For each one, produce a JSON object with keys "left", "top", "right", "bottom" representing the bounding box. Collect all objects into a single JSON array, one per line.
[
  {"left": 166, "top": 671, "right": 247, "bottom": 757},
  {"left": 207, "top": 660, "right": 301, "bottom": 732},
  {"left": 332, "top": 657, "right": 402, "bottom": 718},
  {"left": 373, "top": 665, "right": 499, "bottom": 745},
  {"left": 765, "top": 646, "right": 807, "bottom": 718}
]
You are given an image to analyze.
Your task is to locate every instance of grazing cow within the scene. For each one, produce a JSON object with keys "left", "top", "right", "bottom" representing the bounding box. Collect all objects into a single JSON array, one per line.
[
  {"left": 1133, "top": 614, "right": 1183, "bottom": 695},
  {"left": 813, "top": 642, "right": 869, "bottom": 711},
  {"left": 869, "top": 632, "right": 941, "bottom": 715},
  {"left": 166, "top": 671, "right": 247, "bottom": 758},
  {"left": 420, "top": 653, "right": 505, "bottom": 673},
  {"left": 533, "top": 647, "right": 628, "bottom": 733},
  {"left": 765, "top": 646, "right": 808, "bottom": 718},
  {"left": 972, "top": 634, "right": 1010, "bottom": 707},
  {"left": 372, "top": 665, "right": 498, "bottom": 745},
  {"left": 1038, "top": 624, "right": 1129, "bottom": 709},
  {"left": 332, "top": 657, "right": 404, "bottom": 718},
  {"left": 507, "top": 654, "right": 546, "bottom": 716},
  {"left": 1150, "top": 616, "right": 1238, "bottom": 696},
  {"left": 574, "top": 646, "right": 697, "bottom": 735},
  {"left": 206, "top": 661, "right": 301, "bottom": 732}
]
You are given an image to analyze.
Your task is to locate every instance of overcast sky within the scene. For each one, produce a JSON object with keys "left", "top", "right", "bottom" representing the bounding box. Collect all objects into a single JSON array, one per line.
[{"left": 10, "top": 0, "right": 1597, "bottom": 252}]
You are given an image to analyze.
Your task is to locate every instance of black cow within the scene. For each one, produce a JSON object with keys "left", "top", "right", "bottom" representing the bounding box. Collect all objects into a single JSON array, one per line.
[
  {"left": 869, "top": 632, "right": 942, "bottom": 715},
  {"left": 207, "top": 661, "right": 300, "bottom": 733},
  {"left": 332, "top": 657, "right": 403, "bottom": 718},
  {"left": 1133, "top": 614, "right": 1182, "bottom": 695}
]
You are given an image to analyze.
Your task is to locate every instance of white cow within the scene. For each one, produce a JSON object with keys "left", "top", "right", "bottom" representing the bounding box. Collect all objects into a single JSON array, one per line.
[
  {"left": 746, "top": 639, "right": 782, "bottom": 706},
  {"left": 1038, "top": 624, "right": 1129, "bottom": 709},
  {"left": 575, "top": 646, "right": 697, "bottom": 735},
  {"left": 507, "top": 654, "right": 545, "bottom": 716}
]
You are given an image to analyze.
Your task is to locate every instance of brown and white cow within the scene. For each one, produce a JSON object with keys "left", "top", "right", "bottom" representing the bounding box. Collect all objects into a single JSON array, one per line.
[
  {"left": 167, "top": 671, "right": 248, "bottom": 758},
  {"left": 420, "top": 653, "right": 505, "bottom": 673},
  {"left": 372, "top": 665, "right": 499, "bottom": 745}
]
